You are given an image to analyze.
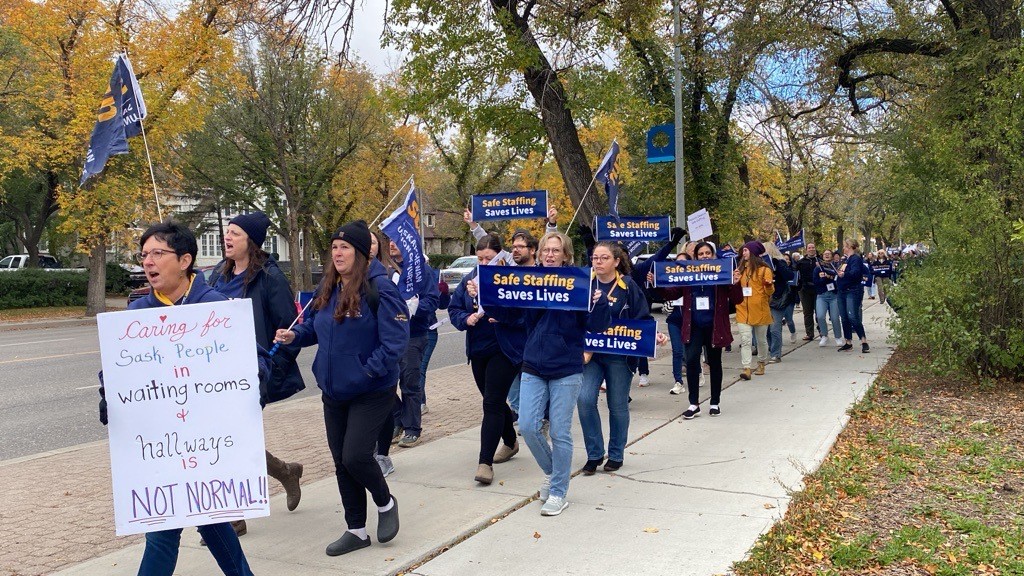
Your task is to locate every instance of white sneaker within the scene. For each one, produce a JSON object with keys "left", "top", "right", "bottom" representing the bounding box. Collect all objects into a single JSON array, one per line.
[
  {"left": 699, "top": 372, "right": 705, "bottom": 387},
  {"left": 539, "top": 475, "right": 551, "bottom": 502},
  {"left": 638, "top": 375, "right": 650, "bottom": 387},
  {"left": 540, "top": 495, "right": 569, "bottom": 516},
  {"left": 670, "top": 382, "right": 684, "bottom": 395},
  {"left": 819, "top": 336, "right": 828, "bottom": 347},
  {"left": 790, "top": 332, "right": 797, "bottom": 344},
  {"left": 833, "top": 338, "right": 842, "bottom": 347}
]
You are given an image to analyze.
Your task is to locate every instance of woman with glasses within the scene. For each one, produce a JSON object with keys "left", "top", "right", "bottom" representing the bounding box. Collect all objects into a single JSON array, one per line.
[
  {"left": 578, "top": 242, "right": 666, "bottom": 475},
  {"left": 490, "top": 232, "right": 610, "bottom": 516}
]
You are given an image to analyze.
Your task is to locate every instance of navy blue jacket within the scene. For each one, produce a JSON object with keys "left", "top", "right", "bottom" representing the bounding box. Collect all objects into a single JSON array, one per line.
[
  {"left": 291, "top": 259, "right": 410, "bottom": 401},
  {"left": 837, "top": 253, "right": 865, "bottom": 293},
  {"left": 396, "top": 257, "right": 440, "bottom": 338},
  {"left": 449, "top": 268, "right": 528, "bottom": 366},
  {"left": 813, "top": 264, "right": 839, "bottom": 295},
  {"left": 208, "top": 257, "right": 305, "bottom": 403},
  {"left": 490, "top": 272, "right": 611, "bottom": 380}
]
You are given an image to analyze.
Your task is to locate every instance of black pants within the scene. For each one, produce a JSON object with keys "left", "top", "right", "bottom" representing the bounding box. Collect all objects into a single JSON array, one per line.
[
  {"left": 377, "top": 335, "right": 427, "bottom": 456},
  {"left": 323, "top": 388, "right": 394, "bottom": 530},
  {"left": 470, "top": 352, "right": 519, "bottom": 465},
  {"left": 685, "top": 324, "right": 723, "bottom": 405},
  {"left": 800, "top": 287, "right": 817, "bottom": 338}
]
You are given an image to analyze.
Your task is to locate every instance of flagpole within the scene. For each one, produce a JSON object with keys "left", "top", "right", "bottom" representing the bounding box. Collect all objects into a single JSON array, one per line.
[
  {"left": 371, "top": 175, "right": 415, "bottom": 227},
  {"left": 138, "top": 120, "right": 163, "bottom": 222},
  {"left": 567, "top": 140, "right": 617, "bottom": 232}
]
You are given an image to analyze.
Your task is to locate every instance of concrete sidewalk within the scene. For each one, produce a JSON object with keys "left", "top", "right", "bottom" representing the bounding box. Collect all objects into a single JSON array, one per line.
[{"left": 56, "top": 304, "right": 893, "bottom": 576}]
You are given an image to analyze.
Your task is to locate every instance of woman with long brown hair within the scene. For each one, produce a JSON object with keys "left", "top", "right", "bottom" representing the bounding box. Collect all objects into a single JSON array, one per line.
[
  {"left": 735, "top": 241, "right": 774, "bottom": 380},
  {"left": 275, "top": 220, "right": 409, "bottom": 557}
]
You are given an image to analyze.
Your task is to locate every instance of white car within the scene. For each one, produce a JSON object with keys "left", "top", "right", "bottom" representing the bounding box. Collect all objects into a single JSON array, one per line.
[{"left": 440, "top": 255, "right": 479, "bottom": 292}]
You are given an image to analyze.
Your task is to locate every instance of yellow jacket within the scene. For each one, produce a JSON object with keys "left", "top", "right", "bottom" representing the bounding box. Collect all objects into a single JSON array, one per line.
[{"left": 736, "top": 265, "right": 774, "bottom": 326}]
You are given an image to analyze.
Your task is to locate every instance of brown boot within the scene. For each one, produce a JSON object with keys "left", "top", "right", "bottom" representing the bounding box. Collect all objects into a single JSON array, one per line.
[
  {"left": 266, "top": 450, "right": 303, "bottom": 511},
  {"left": 474, "top": 463, "right": 494, "bottom": 485},
  {"left": 740, "top": 368, "right": 752, "bottom": 380},
  {"left": 754, "top": 362, "right": 766, "bottom": 376}
]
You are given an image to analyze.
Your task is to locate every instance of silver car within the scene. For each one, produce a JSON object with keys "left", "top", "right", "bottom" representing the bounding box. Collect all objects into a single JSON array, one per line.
[{"left": 440, "top": 255, "right": 479, "bottom": 292}]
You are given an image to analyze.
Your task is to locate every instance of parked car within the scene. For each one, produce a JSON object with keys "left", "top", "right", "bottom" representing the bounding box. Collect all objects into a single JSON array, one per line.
[
  {"left": 632, "top": 253, "right": 677, "bottom": 313},
  {"left": 440, "top": 255, "right": 478, "bottom": 292},
  {"left": 0, "top": 253, "right": 68, "bottom": 270}
]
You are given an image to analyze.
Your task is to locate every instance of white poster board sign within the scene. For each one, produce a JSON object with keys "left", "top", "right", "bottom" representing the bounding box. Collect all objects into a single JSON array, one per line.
[
  {"left": 686, "top": 208, "right": 713, "bottom": 241},
  {"left": 97, "top": 299, "right": 269, "bottom": 536}
]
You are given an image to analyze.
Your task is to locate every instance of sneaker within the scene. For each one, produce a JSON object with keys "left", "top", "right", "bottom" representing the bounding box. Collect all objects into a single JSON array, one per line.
[
  {"left": 862, "top": 342, "right": 870, "bottom": 353},
  {"left": 582, "top": 457, "right": 604, "bottom": 475},
  {"left": 375, "top": 455, "right": 395, "bottom": 478},
  {"left": 638, "top": 374, "right": 650, "bottom": 387},
  {"left": 474, "top": 463, "right": 494, "bottom": 485},
  {"left": 493, "top": 441, "right": 519, "bottom": 463},
  {"left": 683, "top": 405, "right": 701, "bottom": 420},
  {"left": 754, "top": 362, "right": 766, "bottom": 376},
  {"left": 397, "top": 433, "right": 421, "bottom": 448},
  {"left": 539, "top": 475, "right": 551, "bottom": 502},
  {"left": 709, "top": 405, "right": 721, "bottom": 417},
  {"left": 740, "top": 368, "right": 752, "bottom": 381},
  {"left": 832, "top": 338, "right": 842, "bottom": 347},
  {"left": 541, "top": 495, "right": 569, "bottom": 516},
  {"left": 838, "top": 343, "right": 853, "bottom": 352},
  {"left": 390, "top": 425, "right": 402, "bottom": 445},
  {"left": 790, "top": 332, "right": 797, "bottom": 344},
  {"left": 421, "top": 403, "right": 429, "bottom": 415},
  {"left": 768, "top": 356, "right": 781, "bottom": 364},
  {"left": 603, "top": 459, "right": 623, "bottom": 472},
  {"left": 600, "top": 382, "right": 607, "bottom": 392},
  {"left": 670, "top": 381, "right": 684, "bottom": 395},
  {"left": 819, "top": 336, "right": 828, "bottom": 347}
]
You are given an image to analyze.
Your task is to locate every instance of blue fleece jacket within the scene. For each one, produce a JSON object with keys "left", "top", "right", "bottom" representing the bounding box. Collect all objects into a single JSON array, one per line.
[
  {"left": 290, "top": 259, "right": 410, "bottom": 401},
  {"left": 838, "top": 253, "right": 865, "bottom": 293},
  {"left": 813, "top": 264, "right": 839, "bottom": 295},
  {"left": 449, "top": 268, "right": 527, "bottom": 366}
]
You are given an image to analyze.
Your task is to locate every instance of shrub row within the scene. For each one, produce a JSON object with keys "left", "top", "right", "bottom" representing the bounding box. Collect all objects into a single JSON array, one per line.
[{"left": 0, "top": 269, "right": 88, "bottom": 309}]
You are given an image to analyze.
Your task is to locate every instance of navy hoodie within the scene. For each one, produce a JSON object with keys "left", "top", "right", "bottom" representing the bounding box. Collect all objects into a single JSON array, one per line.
[
  {"left": 837, "top": 253, "right": 865, "bottom": 293},
  {"left": 395, "top": 256, "right": 440, "bottom": 338},
  {"left": 291, "top": 259, "right": 410, "bottom": 401},
  {"left": 449, "top": 268, "right": 528, "bottom": 366}
]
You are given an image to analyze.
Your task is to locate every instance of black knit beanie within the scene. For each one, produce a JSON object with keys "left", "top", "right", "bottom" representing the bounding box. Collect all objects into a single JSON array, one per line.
[
  {"left": 331, "top": 220, "right": 372, "bottom": 259},
  {"left": 228, "top": 211, "right": 272, "bottom": 249}
]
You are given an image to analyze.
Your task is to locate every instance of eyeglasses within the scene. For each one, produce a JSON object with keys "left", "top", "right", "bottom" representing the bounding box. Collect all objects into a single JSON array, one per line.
[
  {"left": 541, "top": 248, "right": 562, "bottom": 255},
  {"left": 512, "top": 244, "right": 529, "bottom": 250},
  {"left": 591, "top": 255, "right": 613, "bottom": 262},
  {"left": 135, "top": 249, "right": 178, "bottom": 263}
]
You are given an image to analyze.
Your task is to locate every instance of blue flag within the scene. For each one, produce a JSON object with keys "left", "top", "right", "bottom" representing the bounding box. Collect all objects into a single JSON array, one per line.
[
  {"left": 380, "top": 185, "right": 426, "bottom": 300},
  {"left": 116, "top": 54, "right": 147, "bottom": 138},
  {"left": 81, "top": 61, "right": 129, "bottom": 185},
  {"left": 595, "top": 141, "right": 621, "bottom": 219},
  {"left": 777, "top": 229, "right": 806, "bottom": 252}
]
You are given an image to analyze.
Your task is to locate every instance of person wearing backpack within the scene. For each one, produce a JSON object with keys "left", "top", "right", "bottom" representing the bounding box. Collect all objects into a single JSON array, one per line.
[
  {"left": 765, "top": 242, "right": 794, "bottom": 363},
  {"left": 207, "top": 211, "right": 305, "bottom": 535},
  {"left": 274, "top": 220, "right": 408, "bottom": 556}
]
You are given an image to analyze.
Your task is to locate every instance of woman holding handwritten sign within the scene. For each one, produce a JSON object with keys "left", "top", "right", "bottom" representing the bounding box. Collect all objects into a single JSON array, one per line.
[
  {"left": 274, "top": 221, "right": 409, "bottom": 556},
  {"left": 98, "top": 221, "right": 256, "bottom": 576}
]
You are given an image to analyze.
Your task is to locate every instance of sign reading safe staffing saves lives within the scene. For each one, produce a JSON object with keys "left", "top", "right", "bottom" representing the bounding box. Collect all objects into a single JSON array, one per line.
[
  {"left": 478, "top": 265, "right": 593, "bottom": 311},
  {"left": 97, "top": 299, "right": 269, "bottom": 536},
  {"left": 470, "top": 190, "right": 548, "bottom": 222}
]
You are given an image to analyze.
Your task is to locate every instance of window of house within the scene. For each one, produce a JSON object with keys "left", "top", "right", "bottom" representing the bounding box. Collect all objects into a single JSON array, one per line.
[
  {"left": 262, "top": 236, "right": 278, "bottom": 256},
  {"left": 424, "top": 213, "right": 436, "bottom": 227},
  {"left": 201, "top": 232, "right": 222, "bottom": 258}
]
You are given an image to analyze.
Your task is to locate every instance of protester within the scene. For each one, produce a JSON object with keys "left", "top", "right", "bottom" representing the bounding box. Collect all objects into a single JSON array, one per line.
[
  {"left": 505, "top": 228, "right": 540, "bottom": 420},
  {"left": 836, "top": 239, "right": 870, "bottom": 353},
  {"left": 654, "top": 242, "right": 743, "bottom": 417},
  {"left": 577, "top": 242, "right": 664, "bottom": 475},
  {"left": 764, "top": 242, "right": 794, "bottom": 363},
  {"left": 795, "top": 243, "right": 819, "bottom": 340},
  {"left": 274, "top": 220, "right": 406, "bottom": 556},
  {"left": 874, "top": 250, "right": 891, "bottom": 304},
  {"left": 655, "top": 250, "right": 692, "bottom": 394},
  {"left": 813, "top": 249, "right": 843, "bottom": 346},
  {"left": 489, "top": 232, "right": 610, "bottom": 516},
  {"left": 419, "top": 263, "right": 450, "bottom": 416},
  {"left": 735, "top": 241, "right": 774, "bottom": 380},
  {"left": 98, "top": 221, "right": 258, "bottom": 575},
  {"left": 369, "top": 230, "right": 401, "bottom": 477},
  {"left": 449, "top": 234, "right": 525, "bottom": 485},
  {"left": 207, "top": 211, "right": 305, "bottom": 528},
  {"left": 864, "top": 252, "right": 878, "bottom": 299}
]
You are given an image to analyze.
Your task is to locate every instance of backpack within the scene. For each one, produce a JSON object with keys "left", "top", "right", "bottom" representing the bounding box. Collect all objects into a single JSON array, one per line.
[{"left": 769, "top": 260, "right": 791, "bottom": 310}]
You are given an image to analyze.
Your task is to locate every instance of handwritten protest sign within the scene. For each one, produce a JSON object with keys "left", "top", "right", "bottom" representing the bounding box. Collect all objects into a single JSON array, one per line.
[
  {"left": 585, "top": 318, "right": 658, "bottom": 358},
  {"left": 594, "top": 216, "right": 670, "bottom": 242},
  {"left": 478, "top": 265, "right": 592, "bottom": 311},
  {"left": 97, "top": 300, "right": 268, "bottom": 536},
  {"left": 686, "top": 208, "right": 713, "bottom": 241},
  {"left": 471, "top": 190, "right": 548, "bottom": 222},
  {"left": 653, "top": 258, "right": 734, "bottom": 287}
]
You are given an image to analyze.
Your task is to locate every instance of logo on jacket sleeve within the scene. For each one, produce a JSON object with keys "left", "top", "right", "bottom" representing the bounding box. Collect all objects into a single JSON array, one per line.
[{"left": 394, "top": 313, "right": 408, "bottom": 322}]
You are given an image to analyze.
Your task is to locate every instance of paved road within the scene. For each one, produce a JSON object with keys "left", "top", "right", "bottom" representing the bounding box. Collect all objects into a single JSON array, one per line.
[{"left": 0, "top": 311, "right": 467, "bottom": 461}]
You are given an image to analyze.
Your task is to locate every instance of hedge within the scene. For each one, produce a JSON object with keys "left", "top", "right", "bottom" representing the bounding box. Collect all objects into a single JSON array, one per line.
[
  {"left": 106, "top": 262, "right": 132, "bottom": 295},
  {"left": 0, "top": 269, "right": 88, "bottom": 309},
  {"left": 428, "top": 253, "right": 462, "bottom": 269}
]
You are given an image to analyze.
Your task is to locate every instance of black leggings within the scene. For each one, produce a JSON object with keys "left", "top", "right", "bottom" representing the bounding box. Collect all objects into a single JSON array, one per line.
[
  {"left": 470, "top": 352, "right": 519, "bottom": 465},
  {"left": 685, "top": 324, "right": 723, "bottom": 405},
  {"left": 323, "top": 388, "right": 394, "bottom": 530}
]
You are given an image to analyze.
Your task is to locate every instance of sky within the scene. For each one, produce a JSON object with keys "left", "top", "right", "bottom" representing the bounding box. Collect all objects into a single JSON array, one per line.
[{"left": 345, "top": 2, "right": 405, "bottom": 74}]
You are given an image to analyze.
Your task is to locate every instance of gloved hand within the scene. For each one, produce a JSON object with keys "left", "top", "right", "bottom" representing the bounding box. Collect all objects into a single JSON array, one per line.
[
  {"left": 406, "top": 295, "right": 420, "bottom": 316},
  {"left": 670, "top": 227, "right": 686, "bottom": 244},
  {"left": 97, "top": 371, "right": 108, "bottom": 426}
]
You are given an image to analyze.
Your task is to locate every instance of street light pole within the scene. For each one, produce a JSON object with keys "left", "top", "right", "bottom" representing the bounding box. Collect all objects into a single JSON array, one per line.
[{"left": 673, "top": 0, "right": 686, "bottom": 231}]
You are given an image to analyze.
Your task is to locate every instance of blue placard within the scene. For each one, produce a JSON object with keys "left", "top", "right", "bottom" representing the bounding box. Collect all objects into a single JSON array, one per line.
[
  {"left": 871, "top": 263, "right": 893, "bottom": 278},
  {"left": 646, "top": 123, "right": 675, "bottom": 164},
  {"left": 585, "top": 318, "right": 657, "bottom": 358},
  {"left": 471, "top": 190, "right": 548, "bottom": 222},
  {"left": 478, "top": 265, "right": 592, "bottom": 311},
  {"left": 594, "top": 216, "right": 670, "bottom": 242},
  {"left": 652, "top": 258, "right": 734, "bottom": 287}
]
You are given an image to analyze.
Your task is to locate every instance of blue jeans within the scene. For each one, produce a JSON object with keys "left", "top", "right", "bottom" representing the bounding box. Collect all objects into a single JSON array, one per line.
[
  {"left": 519, "top": 372, "right": 582, "bottom": 500},
  {"left": 784, "top": 303, "right": 796, "bottom": 335},
  {"left": 578, "top": 355, "right": 632, "bottom": 462},
  {"left": 769, "top": 308, "right": 785, "bottom": 358},
  {"left": 816, "top": 292, "right": 842, "bottom": 339},
  {"left": 139, "top": 524, "right": 253, "bottom": 576},
  {"left": 419, "top": 330, "right": 439, "bottom": 404},
  {"left": 666, "top": 322, "right": 686, "bottom": 383},
  {"left": 838, "top": 290, "right": 866, "bottom": 341},
  {"left": 507, "top": 373, "right": 521, "bottom": 416}
]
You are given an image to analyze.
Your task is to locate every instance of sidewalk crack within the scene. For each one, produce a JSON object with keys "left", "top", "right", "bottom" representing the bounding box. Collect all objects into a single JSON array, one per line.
[{"left": 611, "top": 470, "right": 785, "bottom": 500}]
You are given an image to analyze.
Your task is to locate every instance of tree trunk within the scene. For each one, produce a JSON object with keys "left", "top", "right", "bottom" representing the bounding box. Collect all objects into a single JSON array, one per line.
[
  {"left": 285, "top": 208, "right": 304, "bottom": 293},
  {"left": 86, "top": 239, "right": 107, "bottom": 317},
  {"left": 835, "top": 226, "right": 844, "bottom": 251}
]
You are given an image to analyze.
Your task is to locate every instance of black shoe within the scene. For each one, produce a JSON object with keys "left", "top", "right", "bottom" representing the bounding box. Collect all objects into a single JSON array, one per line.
[
  {"left": 582, "top": 458, "right": 604, "bottom": 475},
  {"left": 862, "top": 343, "right": 870, "bottom": 353},
  {"left": 377, "top": 496, "right": 399, "bottom": 543},
  {"left": 725, "top": 345, "right": 732, "bottom": 352},
  {"left": 838, "top": 343, "right": 853, "bottom": 351},
  {"left": 603, "top": 460, "right": 622, "bottom": 472},
  {"left": 709, "top": 406, "right": 721, "bottom": 417},
  {"left": 326, "top": 532, "right": 371, "bottom": 556},
  {"left": 390, "top": 425, "right": 402, "bottom": 444},
  {"left": 683, "top": 406, "right": 701, "bottom": 420},
  {"left": 752, "top": 347, "right": 758, "bottom": 356}
]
